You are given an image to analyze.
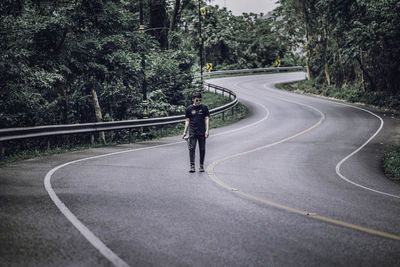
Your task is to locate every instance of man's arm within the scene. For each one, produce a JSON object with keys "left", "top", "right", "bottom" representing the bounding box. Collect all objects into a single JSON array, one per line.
[
  {"left": 182, "top": 118, "right": 190, "bottom": 139},
  {"left": 205, "top": 116, "right": 210, "bottom": 138}
]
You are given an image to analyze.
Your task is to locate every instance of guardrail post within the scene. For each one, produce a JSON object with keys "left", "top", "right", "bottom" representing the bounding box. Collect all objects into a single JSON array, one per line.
[
  {"left": 231, "top": 107, "right": 234, "bottom": 116},
  {"left": 129, "top": 129, "right": 133, "bottom": 143},
  {"left": 0, "top": 142, "right": 4, "bottom": 161},
  {"left": 222, "top": 111, "right": 225, "bottom": 121},
  {"left": 63, "top": 135, "right": 70, "bottom": 148},
  {"left": 47, "top": 139, "right": 51, "bottom": 151},
  {"left": 91, "top": 134, "right": 95, "bottom": 145}
]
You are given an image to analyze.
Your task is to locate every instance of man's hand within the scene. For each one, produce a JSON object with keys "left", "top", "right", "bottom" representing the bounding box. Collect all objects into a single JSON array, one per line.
[
  {"left": 205, "top": 116, "right": 210, "bottom": 138},
  {"left": 183, "top": 118, "right": 190, "bottom": 140}
]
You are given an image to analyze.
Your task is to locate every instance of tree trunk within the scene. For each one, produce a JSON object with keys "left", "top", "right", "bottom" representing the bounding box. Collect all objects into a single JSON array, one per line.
[
  {"left": 356, "top": 53, "right": 374, "bottom": 91},
  {"left": 359, "top": 48, "right": 367, "bottom": 91},
  {"left": 305, "top": 53, "right": 311, "bottom": 81},
  {"left": 301, "top": 0, "right": 312, "bottom": 81},
  {"left": 323, "top": 28, "right": 331, "bottom": 85},
  {"left": 60, "top": 83, "right": 69, "bottom": 124},
  {"left": 91, "top": 88, "right": 106, "bottom": 144},
  {"left": 169, "top": 0, "right": 181, "bottom": 32},
  {"left": 324, "top": 62, "right": 331, "bottom": 85},
  {"left": 60, "top": 83, "right": 70, "bottom": 146},
  {"left": 305, "top": 34, "right": 312, "bottom": 81},
  {"left": 149, "top": 0, "right": 169, "bottom": 49}
]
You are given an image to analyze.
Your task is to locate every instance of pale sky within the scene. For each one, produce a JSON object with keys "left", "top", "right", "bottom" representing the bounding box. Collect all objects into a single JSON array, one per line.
[{"left": 208, "top": 0, "right": 279, "bottom": 16}]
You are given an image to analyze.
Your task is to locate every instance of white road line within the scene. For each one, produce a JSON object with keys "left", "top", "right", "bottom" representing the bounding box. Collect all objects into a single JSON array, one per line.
[
  {"left": 207, "top": 82, "right": 326, "bottom": 191},
  {"left": 207, "top": 81, "right": 400, "bottom": 240},
  {"left": 213, "top": 101, "right": 270, "bottom": 137},
  {"left": 45, "top": 164, "right": 129, "bottom": 267},
  {"left": 334, "top": 103, "right": 400, "bottom": 199},
  {"left": 262, "top": 82, "right": 400, "bottom": 199},
  {"left": 44, "top": 144, "right": 179, "bottom": 267},
  {"left": 44, "top": 75, "right": 397, "bottom": 266},
  {"left": 43, "top": 88, "right": 272, "bottom": 266}
]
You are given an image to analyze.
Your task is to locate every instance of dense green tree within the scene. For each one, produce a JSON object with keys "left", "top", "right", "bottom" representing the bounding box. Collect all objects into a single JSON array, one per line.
[
  {"left": 0, "top": 0, "right": 196, "bottom": 130},
  {"left": 274, "top": 0, "right": 400, "bottom": 99},
  {"left": 180, "top": 3, "right": 286, "bottom": 70},
  {"left": 0, "top": 0, "right": 292, "bottom": 131}
]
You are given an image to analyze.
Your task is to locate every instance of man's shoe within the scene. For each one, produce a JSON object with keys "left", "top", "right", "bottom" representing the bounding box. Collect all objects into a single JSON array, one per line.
[
  {"left": 189, "top": 165, "right": 195, "bottom": 173},
  {"left": 199, "top": 165, "right": 205, "bottom": 172}
]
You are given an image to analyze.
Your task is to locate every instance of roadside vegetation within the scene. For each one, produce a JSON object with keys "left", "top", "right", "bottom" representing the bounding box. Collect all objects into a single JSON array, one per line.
[
  {"left": 0, "top": 0, "right": 286, "bottom": 131},
  {"left": 276, "top": 80, "right": 400, "bottom": 182},
  {"left": 274, "top": 0, "right": 400, "bottom": 181},
  {"left": 274, "top": 0, "right": 400, "bottom": 101},
  {"left": 0, "top": 91, "right": 248, "bottom": 166},
  {"left": 384, "top": 146, "right": 400, "bottom": 181},
  {"left": 1, "top": 0, "right": 399, "bottom": 174},
  {"left": 0, "top": 0, "right": 281, "bottom": 162},
  {"left": 275, "top": 81, "right": 400, "bottom": 112}
]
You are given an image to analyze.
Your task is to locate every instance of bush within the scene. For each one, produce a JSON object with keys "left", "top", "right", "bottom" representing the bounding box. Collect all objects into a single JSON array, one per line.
[
  {"left": 280, "top": 80, "right": 400, "bottom": 111},
  {"left": 383, "top": 146, "right": 400, "bottom": 181}
]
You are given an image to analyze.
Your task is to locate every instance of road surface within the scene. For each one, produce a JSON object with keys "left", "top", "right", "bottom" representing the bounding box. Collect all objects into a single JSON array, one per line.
[{"left": 1, "top": 72, "right": 400, "bottom": 266}]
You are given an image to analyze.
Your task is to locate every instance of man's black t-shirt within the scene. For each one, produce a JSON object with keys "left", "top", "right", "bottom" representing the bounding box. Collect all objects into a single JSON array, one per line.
[{"left": 185, "top": 104, "right": 210, "bottom": 136}]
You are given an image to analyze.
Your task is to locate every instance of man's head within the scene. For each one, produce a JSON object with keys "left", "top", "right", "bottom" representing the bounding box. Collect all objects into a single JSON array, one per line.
[{"left": 191, "top": 91, "right": 202, "bottom": 106}]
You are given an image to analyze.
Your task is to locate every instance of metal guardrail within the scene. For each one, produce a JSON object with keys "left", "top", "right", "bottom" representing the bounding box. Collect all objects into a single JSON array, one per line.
[
  {"left": 0, "top": 67, "right": 304, "bottom": 159},
  {"left": 202, "top": 66, "right": 304, "bottom": 76},
  {"left": 0, "top": 83, "right": 238, "bottom": 143}
]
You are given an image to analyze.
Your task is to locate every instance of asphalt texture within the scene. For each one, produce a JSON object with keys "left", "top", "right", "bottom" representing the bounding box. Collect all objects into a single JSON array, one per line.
[{"left": 1, "top": 72, "right": 400, "bottom": 266}]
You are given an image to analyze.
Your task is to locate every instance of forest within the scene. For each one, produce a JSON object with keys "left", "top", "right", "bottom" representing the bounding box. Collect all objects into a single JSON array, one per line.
[
  {"left": 1, "top": 0, "right": 399, "bottom": 131},
  {"left": 275, "top": 0, "right": 400, "bottom": 109},
  {"left": 0, "top": 0, "right": 285, "bottom": 130}
]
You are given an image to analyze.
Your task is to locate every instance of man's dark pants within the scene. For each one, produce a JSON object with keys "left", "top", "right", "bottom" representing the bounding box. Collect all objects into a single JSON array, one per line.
[{"left": 188, "top": 135, "right": 206, "bottom": 166}]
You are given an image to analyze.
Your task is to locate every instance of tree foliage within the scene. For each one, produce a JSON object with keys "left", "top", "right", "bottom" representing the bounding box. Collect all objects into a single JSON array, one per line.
[
  {"left": 181, "top": 3, "right": 285, "bottom": 70},
  {"left": 274, "top": 0, "right": 400, "bottom": 101},
  {"left": 0, "top": 0, "right": 293, "bottom": 129},
  {"left": 0, "top": 0, "right": 197, "bottom": 128}
]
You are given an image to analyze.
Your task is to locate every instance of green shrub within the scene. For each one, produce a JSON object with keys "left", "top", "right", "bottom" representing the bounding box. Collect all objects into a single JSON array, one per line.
[
  {"left": 0, "top": 91, "right": 248, "bottom": 165},
  {"left": 383, "top": 146, "right": 400, "bottom": 181},
  {"left": 279, "top": 80, "right": 400, "bottom": 111}
]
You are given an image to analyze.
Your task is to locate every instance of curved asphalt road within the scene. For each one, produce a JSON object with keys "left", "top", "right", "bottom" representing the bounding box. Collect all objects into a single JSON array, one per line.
[{"left": 1, "top": 72, "right": 400, "bottom": 266}]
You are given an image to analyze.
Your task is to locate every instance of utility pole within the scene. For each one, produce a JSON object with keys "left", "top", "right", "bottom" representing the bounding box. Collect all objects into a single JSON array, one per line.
[
  {"left": 198, "top": 0, "right": 204, "bottom": 85},
  {"left": 139, "top": 0, "right": 149, "bottom": 119}
]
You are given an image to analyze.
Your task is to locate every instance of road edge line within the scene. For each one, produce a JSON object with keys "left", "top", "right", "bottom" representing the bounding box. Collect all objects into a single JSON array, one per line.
[
  {"left": 42, "top": 92, "right": 272, "bottom": 266},
  {"left": 207, "top": 88, "right": 400, "bottom": 241},
  {"left": 333, "top": 104, "right": 400, "bottom": 199}
]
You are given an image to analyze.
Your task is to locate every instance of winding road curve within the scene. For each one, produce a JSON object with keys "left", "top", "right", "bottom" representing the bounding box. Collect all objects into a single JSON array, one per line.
[{"left": 1, "top": 72, "right": 400, "bottom": 266}]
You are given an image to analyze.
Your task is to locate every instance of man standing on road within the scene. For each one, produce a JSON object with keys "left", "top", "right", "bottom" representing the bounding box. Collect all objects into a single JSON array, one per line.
[{"left": 182, "top": 91, "right": 210, "bottom": 173}]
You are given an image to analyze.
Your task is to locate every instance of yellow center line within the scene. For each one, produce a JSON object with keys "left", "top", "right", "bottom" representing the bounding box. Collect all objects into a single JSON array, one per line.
[{"left": 207, "top": 96, "right": 400, "bottom": 241}]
